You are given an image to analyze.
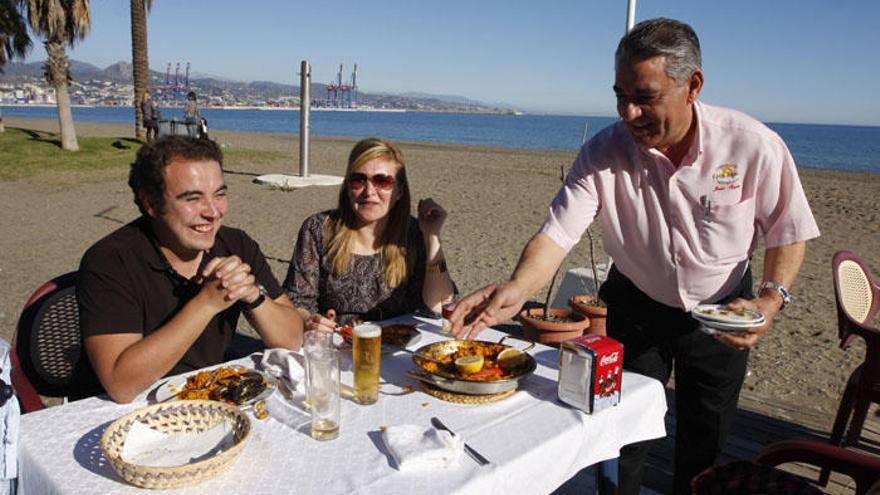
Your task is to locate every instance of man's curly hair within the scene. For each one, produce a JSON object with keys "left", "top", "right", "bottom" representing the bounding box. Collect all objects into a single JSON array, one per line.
[{"left": 128, "top": 135, "right": 224, "bottom": 216}]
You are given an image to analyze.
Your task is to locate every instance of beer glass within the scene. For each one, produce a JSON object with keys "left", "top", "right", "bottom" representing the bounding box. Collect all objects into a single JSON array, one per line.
[
  {"left": 303, "top": 329, "right": 334, "bottom": 392},
  {"left": 306, "top": 347, "right": 340, "bottom": 440},
  {"left": 352, "top": 323, "right": 382, "bottom": 405}
]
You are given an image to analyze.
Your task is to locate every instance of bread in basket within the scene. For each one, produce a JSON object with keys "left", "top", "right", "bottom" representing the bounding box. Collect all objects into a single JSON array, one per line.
[{"left": 100, "top": 400, "right": 251, "bottom": 489}]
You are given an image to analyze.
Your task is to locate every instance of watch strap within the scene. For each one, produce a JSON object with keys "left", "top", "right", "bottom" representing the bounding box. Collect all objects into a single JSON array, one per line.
[
  {"left": 241, "top": 284, "right": 268, "bottom": 312},
  {"left": 760, "top": 281, "right": 791, "bottom": 310}
]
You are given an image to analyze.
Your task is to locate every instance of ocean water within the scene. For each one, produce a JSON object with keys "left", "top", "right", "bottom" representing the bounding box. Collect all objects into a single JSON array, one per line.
[{"left": 3, "top": 105, "right": 878, "bottom": 174}]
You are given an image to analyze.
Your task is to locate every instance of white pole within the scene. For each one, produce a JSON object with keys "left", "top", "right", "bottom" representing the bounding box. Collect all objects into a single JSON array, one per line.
[
  {"left": 626, "top": 0, "right": 637, "bottom": 32},
  {"left": 299, "top": 60, "right": 310, "bottom": 177}
]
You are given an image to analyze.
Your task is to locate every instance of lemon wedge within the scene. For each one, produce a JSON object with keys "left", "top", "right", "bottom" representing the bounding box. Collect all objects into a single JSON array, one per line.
[
  {"left": 497, "top": 348, "right": 526, "bottom": 370},
  {"left": 454, "top": 355, "right": 484, "bottom": 374}
]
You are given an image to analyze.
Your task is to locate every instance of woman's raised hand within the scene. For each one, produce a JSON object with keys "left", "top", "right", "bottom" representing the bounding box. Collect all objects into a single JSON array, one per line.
[
  {"left": 418, "top": 197, "right": 447, "bottom": 237},
  {"left": 306, "top": 309, "right": 337, "bottom": 333}
]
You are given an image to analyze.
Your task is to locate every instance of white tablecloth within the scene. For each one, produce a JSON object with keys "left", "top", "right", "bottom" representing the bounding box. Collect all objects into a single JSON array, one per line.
[{"left": 18, "top": 316, "right": 666, "bottom": 494}]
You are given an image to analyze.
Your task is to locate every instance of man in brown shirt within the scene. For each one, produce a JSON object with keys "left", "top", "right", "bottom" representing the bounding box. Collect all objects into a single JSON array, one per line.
[{"left": 77, "top": 136, "right": 304, "bottom": 403}]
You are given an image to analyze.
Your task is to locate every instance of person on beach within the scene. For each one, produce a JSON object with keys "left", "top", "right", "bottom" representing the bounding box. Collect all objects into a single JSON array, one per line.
[
  {"left": 141, "top": 91, "right": 160, "bottom": 142},
  {"left": 184, "top": 91, "right": 200, "bottom": 138},
  {"left": 283, "top": 137, "right": 456, "bottom": 332},
  {"left": 448, "top": 18, "right": 819, "bottom": 495},
  {"left": 77, "top": 135, "right": 304, "bottom": 404}
]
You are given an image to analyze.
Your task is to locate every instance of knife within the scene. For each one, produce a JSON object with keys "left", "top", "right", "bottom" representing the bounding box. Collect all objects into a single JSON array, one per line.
[{"left": 430, "top": 417, "right": 491, "bottom": 466}]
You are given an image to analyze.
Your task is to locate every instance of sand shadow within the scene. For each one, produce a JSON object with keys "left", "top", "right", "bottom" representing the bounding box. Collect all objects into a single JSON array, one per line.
[
  {"left": 224, "top": 168, "right": 261, "bottom": 177},
  {"left": 93, "top": 206, "right": 127, "bottom": 225}
]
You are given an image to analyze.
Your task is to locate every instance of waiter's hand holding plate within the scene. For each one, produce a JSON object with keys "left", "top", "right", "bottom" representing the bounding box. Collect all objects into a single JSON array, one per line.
[{"left": 691, "top": 304, "right": 766, "bottom": 336}]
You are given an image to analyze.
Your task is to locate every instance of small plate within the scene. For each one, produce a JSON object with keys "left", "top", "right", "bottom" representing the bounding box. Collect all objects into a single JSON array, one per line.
[
  {"left": 692, "top": 304, "right": 765, "bottom": 326},
  {"left": 338, "top": 323, "right": 422, "bottom": 353},
  {"left": 153, "top": 366, "right": 275, "bottom": 407}
]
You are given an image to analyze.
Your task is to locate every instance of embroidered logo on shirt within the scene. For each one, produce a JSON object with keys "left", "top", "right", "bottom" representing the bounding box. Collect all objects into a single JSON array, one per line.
[{"left": 712, "top": 164, "right": 741, "bottom": 191}]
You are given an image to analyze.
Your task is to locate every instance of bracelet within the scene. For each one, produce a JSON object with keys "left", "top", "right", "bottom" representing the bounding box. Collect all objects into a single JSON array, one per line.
[{"left": 426, "top": 259, "right": 448, "bottom": 274}]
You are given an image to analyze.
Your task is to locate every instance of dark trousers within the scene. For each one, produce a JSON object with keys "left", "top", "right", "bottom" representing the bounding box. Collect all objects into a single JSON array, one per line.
[{"left": 599, "top": 265, "right": 753, "bottom": 495}]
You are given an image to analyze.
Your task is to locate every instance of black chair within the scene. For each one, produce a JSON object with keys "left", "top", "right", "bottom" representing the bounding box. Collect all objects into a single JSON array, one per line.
[{"left": 11, "top": 272, "right": 97, "bottom": 412}]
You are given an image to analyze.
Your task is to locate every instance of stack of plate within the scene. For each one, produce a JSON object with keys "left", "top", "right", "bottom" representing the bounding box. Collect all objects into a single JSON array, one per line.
[{"left": 691, "top": 304, "right": 765, "bottom": 336}]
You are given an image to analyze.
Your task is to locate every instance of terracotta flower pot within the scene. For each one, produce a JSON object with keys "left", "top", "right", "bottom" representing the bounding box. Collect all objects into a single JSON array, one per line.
[
  {"left": 518, "top": 307, "right": 590, "bottom": 347},
  {"left": 568, "top": 295, "right": 608, "bottom": 336}
]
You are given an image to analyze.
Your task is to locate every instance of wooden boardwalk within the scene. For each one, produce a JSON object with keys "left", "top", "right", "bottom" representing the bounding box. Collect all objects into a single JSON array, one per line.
[{"left": 642, "top": 388, "right": 880, "bottom": 494}]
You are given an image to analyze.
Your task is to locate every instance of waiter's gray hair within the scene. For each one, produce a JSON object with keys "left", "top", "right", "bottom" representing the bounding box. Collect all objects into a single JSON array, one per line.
[{"left": 616, "top": 18, "right": 702, "bottom": 86}]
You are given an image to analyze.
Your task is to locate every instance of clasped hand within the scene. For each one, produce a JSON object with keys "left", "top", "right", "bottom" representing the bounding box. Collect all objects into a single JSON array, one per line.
[{"left": 198, "top": 255, "right": 261, "bottom": 312}]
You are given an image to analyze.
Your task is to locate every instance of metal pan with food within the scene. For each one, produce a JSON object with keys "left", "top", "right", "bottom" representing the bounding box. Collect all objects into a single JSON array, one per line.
[{"left": 408, "top": 337, "right": 537, "bottom": 395}]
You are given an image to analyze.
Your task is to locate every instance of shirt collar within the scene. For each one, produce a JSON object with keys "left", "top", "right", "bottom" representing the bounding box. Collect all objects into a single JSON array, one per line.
[{"left": 138, "top": 216, "right": 214, "bottom": 279}]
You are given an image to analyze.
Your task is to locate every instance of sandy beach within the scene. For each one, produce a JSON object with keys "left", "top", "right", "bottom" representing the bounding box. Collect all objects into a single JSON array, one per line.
[{"left": 2, "top": 116, "right": 878, "bottom": 420}]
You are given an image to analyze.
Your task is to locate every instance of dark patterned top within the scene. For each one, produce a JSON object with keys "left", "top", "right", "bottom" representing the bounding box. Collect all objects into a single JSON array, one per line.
[{"left": 283, "top": 210, "right": 431, "bottom": 325}]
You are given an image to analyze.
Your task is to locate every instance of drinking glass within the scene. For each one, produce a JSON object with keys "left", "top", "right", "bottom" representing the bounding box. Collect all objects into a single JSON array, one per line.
[
  {"left": 306, "top": 347, "right": 340, "bottom": 441},
  {"left": 352, "top": 323, "right": 382, "bottom": 405},
  {"left": 303, "top": 329, "right": 334, "bottom": 393},
  {"left": 441, "top": 303, "right": 456, "bottom": 334}
]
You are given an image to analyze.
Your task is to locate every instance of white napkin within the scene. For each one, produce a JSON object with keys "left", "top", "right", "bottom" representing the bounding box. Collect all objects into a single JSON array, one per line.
[
  {"left": 382, "top": 424, "right": 463, "bottom": 471},
  {"left": 258, "top": 348, "right": 307, "bottom": 398},
  {"left": 121, "top": 421, "right": 234, "bottom": 467}
]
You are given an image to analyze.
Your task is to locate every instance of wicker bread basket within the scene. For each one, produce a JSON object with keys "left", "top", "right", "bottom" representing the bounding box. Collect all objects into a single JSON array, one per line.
[{"left": 100, "top": 400, "right": 252, "bottom": 489}]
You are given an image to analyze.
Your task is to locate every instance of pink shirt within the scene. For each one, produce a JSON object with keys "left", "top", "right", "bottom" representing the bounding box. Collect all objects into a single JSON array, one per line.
[{"left": 541, "top": 102, "right": 820, "bottom": 310}]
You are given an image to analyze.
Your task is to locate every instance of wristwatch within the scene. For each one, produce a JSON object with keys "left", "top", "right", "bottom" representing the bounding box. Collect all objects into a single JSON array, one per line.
[
  {"left": 760, "top": 281, "right": 791, "bottom": 310},
  {"left": 241, "top": 284, "right": 268, "bottom": 312},
  {"left": 426, "top": 259, "right": 448, "bottom": 274}
]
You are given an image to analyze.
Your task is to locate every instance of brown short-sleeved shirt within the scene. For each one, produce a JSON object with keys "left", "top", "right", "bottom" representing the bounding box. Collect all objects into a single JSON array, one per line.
[
  {"left": 77, "top": 217, "right": 282, "bottom": 377},
  {"left": 283, "top": 210, "right": 432, "bottom": 325}
]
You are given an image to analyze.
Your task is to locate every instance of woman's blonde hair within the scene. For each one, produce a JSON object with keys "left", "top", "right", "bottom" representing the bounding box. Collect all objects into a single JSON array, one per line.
[{"left": 325, "top": 138, "right": 413, "bottom": 288}]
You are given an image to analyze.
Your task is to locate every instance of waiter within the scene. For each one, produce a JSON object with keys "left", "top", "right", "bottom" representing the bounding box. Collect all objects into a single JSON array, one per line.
[{"left": 449, "top": 17, "right": 819, "bottom": 494}]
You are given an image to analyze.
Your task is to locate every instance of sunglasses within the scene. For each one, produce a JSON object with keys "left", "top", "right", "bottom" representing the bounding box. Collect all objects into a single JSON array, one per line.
[{"left": 348, "top": 172, "right": 396, "bottom": 191}]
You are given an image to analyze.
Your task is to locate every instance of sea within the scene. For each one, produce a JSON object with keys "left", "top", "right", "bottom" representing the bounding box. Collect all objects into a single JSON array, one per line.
[{"left": 3, "top": 105, "right": 878, "bottom": 174}]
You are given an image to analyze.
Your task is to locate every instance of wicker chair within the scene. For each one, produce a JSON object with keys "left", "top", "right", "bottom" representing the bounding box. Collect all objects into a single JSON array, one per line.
[
  {"left": 817, "top": 251, "right": 880, "bottom": 485},
  {"left": 11, "top": 272, "right": 97, "bottom": 412},
  {"left": 692, "top": 439, "right": 880, "bottom": 495}
]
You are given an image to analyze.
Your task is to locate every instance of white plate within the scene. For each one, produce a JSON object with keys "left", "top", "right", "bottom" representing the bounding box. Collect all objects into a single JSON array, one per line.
[
  {"left": 698, "top": 325, "right": 750, "bottom": 337},
  {"left": 152, "top": 366, "right": 275, "bottom": 406},
  {"left": 692, "top": 304, "right": 765, "bottom": 326}
]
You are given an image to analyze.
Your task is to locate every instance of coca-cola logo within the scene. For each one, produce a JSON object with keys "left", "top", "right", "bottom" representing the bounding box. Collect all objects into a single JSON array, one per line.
[{"left": 600, "top": 352, "right": 619, "bottom": 366}]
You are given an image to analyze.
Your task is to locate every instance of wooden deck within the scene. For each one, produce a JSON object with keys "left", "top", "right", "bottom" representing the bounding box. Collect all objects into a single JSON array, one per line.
[{"left": 641, "top": 388, "right": 880, "bottom": 494}]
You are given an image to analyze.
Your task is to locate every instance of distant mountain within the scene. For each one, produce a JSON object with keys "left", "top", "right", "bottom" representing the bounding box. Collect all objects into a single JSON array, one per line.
[{"left": 1, "top": 59, "right": 517, "bottom": 113}]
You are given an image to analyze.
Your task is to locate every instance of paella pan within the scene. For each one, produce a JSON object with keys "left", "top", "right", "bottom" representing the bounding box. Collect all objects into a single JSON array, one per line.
[{"left": 409, "top": 337, "right": 536, "bottom": 395}]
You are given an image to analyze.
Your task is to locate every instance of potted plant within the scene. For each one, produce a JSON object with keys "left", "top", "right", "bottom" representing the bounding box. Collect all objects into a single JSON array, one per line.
[
  {"left": 568, "top": 226, "right": 608, "bottom": 335},
  {"left": 518, "top": 165, "right": 591, "bottom": 346}
]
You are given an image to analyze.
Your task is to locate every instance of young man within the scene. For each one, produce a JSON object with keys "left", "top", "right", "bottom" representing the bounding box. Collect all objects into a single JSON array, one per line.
[
  {"left": 77, "top": 136, "right": 303, "bottom": 403},
  {"left": 449, "top": 18, "right": 819, "bottom": 494}
]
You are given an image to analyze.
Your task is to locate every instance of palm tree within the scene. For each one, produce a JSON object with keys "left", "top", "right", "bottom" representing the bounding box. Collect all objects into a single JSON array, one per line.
[
  {"left": 21, "top": 0, "right": 91, "bottom": 151},
  {"left": 0, "top": 0, "right": 31, "bottom": 133},
  {"left": 0, "top": 0, "right": 31, "bottom": 70},
  {"left": 130, "top": 0, "right": 152, "bottom": 139}
]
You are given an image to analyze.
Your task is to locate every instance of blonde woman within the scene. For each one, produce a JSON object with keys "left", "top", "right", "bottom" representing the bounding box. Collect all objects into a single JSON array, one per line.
[{"left": 284, "top": 138, "right": 455, "bottom": 332}]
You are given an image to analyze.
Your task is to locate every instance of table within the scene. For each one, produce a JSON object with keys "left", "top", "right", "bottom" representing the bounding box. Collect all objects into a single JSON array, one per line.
[{"left": 18, "top": 316, "right": 667, "bottom": 494}]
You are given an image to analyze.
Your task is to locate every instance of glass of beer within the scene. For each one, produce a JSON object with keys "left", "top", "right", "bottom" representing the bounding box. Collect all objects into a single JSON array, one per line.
[
  {"left": 352, "top": 323, "right": 382, "bottom": 405},
  {"left": 306, "top": 347, "right": 340, "bottom": 440}
]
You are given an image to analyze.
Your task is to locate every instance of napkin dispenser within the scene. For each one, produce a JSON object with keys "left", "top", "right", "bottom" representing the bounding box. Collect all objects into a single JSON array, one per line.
[{"left": 557, "top": 335, "right": 623, "bottom": 413}]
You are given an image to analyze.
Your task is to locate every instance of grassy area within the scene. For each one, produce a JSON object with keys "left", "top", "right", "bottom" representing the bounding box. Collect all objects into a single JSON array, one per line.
[
  {"left": 0, "top": 126, "right": 291, "bottom": 180},
  {"left": 0, "top": 127, "right": 139, "bottom": 179}
]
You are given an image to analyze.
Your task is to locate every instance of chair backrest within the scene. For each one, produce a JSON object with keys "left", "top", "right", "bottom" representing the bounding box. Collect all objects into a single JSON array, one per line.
[
  {"left": 832, "top": 251, "right": 880, "bottom": 348},
  {"left": 12, "top": 272, "right": 91, "bottom": 409}
]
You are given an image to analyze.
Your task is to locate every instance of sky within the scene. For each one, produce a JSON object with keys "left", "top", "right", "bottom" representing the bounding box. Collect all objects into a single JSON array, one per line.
[{"left": 16, "top": 0, "right": 880, "bottom": 126}]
